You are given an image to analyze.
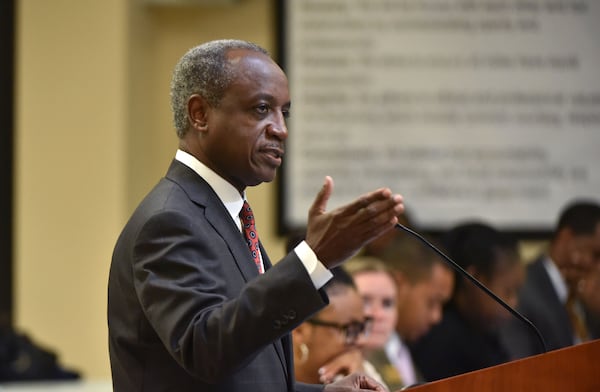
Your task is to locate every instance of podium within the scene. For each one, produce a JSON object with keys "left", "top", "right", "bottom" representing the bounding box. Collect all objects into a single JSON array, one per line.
[{"left": 404, "top": 339, "right": 600, "bottom": 392}]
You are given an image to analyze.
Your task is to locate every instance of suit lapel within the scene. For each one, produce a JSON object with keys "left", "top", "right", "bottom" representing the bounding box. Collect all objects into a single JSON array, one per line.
[
  {"left": 258, "top": 240, "right": 289, "bottom": 380},
  {"left": 166, "top": 160, "right": 260, "bottom": 282},
  {"left": 204, "top": 214, "right": 289, "bottom": 380},
  {"left": 530, "top": 258, "right": 573, "bottom": 344}
]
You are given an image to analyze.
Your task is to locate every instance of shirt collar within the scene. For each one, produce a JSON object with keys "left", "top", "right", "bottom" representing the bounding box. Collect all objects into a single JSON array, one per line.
[{"left": 175, "top": 149, "right": 245, "bottom": 228}]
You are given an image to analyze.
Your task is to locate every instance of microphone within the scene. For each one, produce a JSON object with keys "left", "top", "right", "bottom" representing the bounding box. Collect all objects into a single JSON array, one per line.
[{"left": 395, "top": 223, "right": 548, "bottom": 354}]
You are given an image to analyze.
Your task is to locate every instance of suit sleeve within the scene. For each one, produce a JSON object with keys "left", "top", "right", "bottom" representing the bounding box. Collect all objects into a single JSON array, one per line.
[{"left": 132, "top": 209, "right": 328, "bottom": 382}]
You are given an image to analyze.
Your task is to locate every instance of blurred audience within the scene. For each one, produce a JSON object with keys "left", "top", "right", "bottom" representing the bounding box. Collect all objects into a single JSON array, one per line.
[
  {"left": 291, "top": 267, "right": 383, "bottom": 386},
  {"left": 345, "top": 256, "right": 403, "bottom": 391},
  {"left": 578, "top": 261, "right": 600, "bottom": 335},
  {"left": 579, "top": 261, "right": 600, "bottom": 316},
  {"left": 367, "top": 223, "right": 454, "bottom": 388},
  {"left": 0, "top": 324, "right": 79, "bottom": 382},
  {"left": 410, "top": 222, "right": 524, "bottom": 380},
  {"left": 502, "top": 199, "right": 600, "bottom": 359},
  {"left": 286, "top": 231, "right": 387, "bottom": 388}
]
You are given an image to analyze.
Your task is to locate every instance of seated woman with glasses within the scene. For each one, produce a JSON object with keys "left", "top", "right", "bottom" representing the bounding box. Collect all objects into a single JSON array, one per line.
[{"left": 291, "top": 267, "right": 384, "bottom": 387}]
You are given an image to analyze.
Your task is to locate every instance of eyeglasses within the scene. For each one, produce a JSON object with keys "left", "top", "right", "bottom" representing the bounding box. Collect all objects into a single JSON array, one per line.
[{"left": 306, "top": 317, "right": 373, "bottom": 345}]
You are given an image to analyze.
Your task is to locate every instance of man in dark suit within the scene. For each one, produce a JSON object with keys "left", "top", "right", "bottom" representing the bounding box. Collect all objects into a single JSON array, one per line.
[
  {"left": 502, "top": 200, "right": 600, "bottom": 359},
  {"left": 411, "top": 222, "right": 522, "bottom": 381},
  {"left": 107, "top": 39, "right": 403, "bottom": 391}
]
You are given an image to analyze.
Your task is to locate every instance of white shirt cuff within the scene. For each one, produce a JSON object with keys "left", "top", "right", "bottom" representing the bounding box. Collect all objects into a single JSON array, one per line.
[{"left": 294, "top": 241, "right": 333, "bottom": 289}]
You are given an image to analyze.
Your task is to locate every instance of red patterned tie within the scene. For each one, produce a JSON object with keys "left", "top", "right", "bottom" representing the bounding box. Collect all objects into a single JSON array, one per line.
[{"left": 240, "top": 201, "right": 263, "bottom": 274}]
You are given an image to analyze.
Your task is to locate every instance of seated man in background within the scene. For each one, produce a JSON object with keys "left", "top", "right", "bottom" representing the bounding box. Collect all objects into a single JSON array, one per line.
[
  {"left": 410, "top": 222, "right": 524, "bottom": 380},
  {"left": 375, "top": 232, "right": 455, "bottom": 388},
  {"left": 501, "top": 199, "right": 600, "bottom": 359}
]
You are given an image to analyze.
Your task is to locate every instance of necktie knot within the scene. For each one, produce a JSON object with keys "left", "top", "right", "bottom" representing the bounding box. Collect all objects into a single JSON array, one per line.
[{"left": 240, "top": 201, "right": 263, "bottom": 274}]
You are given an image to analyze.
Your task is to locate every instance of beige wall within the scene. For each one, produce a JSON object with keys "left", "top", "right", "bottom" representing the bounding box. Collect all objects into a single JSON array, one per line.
[{"left": 15, "top": 0, "right": 284, "bottom": 379}]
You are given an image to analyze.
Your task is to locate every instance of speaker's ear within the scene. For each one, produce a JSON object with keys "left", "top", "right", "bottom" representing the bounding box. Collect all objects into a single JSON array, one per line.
[{"left": 187, "top": 94, "right": 209, "bottom": 132}]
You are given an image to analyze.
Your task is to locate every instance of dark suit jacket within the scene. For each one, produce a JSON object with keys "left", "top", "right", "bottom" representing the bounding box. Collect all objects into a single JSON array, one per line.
[
  {"left": 108, "top": 160, "right": 326, "bottom": 391},
  {"left": 501, "top": 257, "right": 574, "bottom": 359},
  {"left": 410, "top": 304, "right": 510, "bottom": 381}
]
